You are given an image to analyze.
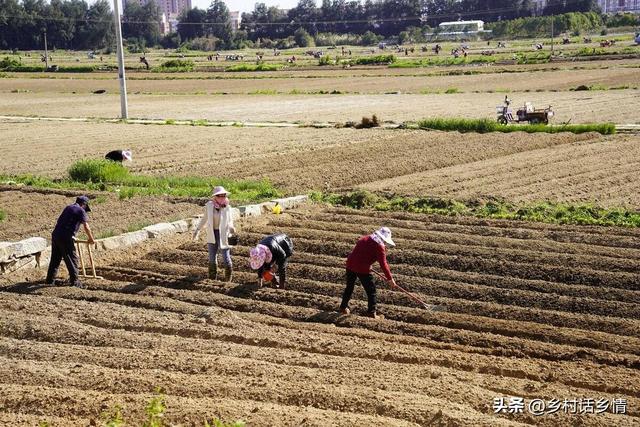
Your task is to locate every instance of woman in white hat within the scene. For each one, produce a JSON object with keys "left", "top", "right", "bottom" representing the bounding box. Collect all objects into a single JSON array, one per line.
[
  {"left": 339, "top": 226, "right": 397, "bottom": 319},
  {"left": 193, "top": 186, "right": 236, "bottom": 281}
]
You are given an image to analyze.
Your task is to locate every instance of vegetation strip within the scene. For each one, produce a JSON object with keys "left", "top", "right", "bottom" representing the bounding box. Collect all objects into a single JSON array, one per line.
[
  {"left": 0, "top": 160, "right": 280, "bottom": 203},
  {"left": 0, "top": 115, "right": 625, "bottom": 134},
  {"left": 310, "top": 190, "right": 640, "bottom": 228},
  {"left": 416, "top": 118, "right": 616, "bottom": 135}
]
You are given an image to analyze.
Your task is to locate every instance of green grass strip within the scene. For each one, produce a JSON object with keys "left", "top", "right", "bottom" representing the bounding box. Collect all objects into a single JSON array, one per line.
[
  {"left": 0, "top": 209, "right": 6, "bottom": 222},
  {"left": 417, "top": 118, "right": 616, "bottom": 135},
  {"left": 1, "top": 159, "right": 281, "bottom": 204},
  {"left": 310, "top": 190, "right": 640, "bottom": 228},
  {"left": 225, "top": 63, "right": 280, "bottom": 72}
]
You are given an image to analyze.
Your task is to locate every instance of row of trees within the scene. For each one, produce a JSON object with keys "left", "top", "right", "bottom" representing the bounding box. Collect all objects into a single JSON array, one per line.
[
  {"left": 0, "top": 0, "right": 114, "bottom": 50},
  {"left": 239, "top": 0, "right": 601, "bottom": 41},
  {"left": 0, "top": 0, "right": 617, "bottom": 51}
]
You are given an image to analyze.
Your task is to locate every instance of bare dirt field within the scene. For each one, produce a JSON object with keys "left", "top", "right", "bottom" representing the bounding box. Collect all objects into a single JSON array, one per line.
[
  {"left": 2, "top": 65, "right": 639, "bottom": 94},
  {"left": 3, "top": 120, "right": 638, "bottom": 209},
  {"left": 2, "top": 89, "right": 639, "bottom": 124},
  {"left": 362, "top": 133, "right": 640, "bottom": 208},
  {"left": 0, "top": 189, "right": 200, "bottom": 241},
  {"left": 1, "top": 206, "right": 638, "bottom": 426},
  {"left": 0, "top": 119, "right": 596, "bottom": 190}
]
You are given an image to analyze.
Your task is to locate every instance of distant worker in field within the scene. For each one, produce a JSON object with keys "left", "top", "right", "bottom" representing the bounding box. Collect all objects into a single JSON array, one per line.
[
  {"left": 104, "top": 149, "right": 132, "bottom": 163},
  {"left": 339, "top": 227, "right": 397, "bottom": 319},
  {"left": 193, "top": 186, "right": 236, "bottom": 281},
  {"left": 45, "top": 195, "right": 95, "bottom": 288},
  {"left": 250, "top": 233, "right": 293, "bottom": 289}
]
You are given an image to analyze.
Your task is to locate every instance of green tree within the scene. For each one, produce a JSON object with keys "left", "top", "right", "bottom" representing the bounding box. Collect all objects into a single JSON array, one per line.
[
  {"left": 206, "top": 0, "right": 233, "bottom": 47},
  {"left": 177, "top": 7, "right": 207, "bottom": 40},
  {"left": 294, "top": 26, "right": 314, "bottom": 46},
  {"left": 123, "top": 0, "right": 161, "bottom": 46},
  {"left": 81, "top": 0, "right": 114, "bottom": 50}
]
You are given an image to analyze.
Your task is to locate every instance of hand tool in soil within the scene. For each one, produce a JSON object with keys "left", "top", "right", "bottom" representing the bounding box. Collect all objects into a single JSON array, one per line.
[
  {"left": 372, "top": 269, "right": 440, "bottom": 311},
  {"left": 74, "top": 238, "right": 104, "bottom": 279}
]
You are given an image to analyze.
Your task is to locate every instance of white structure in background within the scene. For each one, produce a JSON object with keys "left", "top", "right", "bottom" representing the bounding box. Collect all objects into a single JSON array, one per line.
[
  {"left": 436, "top": 20, "right": 489, "bottom": 38},
  {"left": 599, "top": 0, "right": 640, "bottom": 13},
  {"left": 439, "top": 20, "right": 484, "bottom": 33},
  {"left": 229, "top": 11, "right": 241, "bottom": 31},
  {"left": 136, "top": 0, "right": 191, "bottom": 34}
]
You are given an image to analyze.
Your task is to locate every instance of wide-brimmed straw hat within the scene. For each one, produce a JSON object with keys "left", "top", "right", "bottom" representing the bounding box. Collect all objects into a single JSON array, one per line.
[
  {"left": 374, "top": 227, "right": 395, "bottom": 247},
  {"left": 212, "top": 186, "right": 229, "bottom": 196}
]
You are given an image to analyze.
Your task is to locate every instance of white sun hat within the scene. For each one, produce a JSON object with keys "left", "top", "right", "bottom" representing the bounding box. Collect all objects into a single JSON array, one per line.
[
  {"left": 212, "top": 186, "right": 229, "bottom": 196},
  {"left": 374, "top": 227, "right": 395, "bottom": 247},
  {"left": 122, "top": 150, "right": 132, "bottom": 161}
]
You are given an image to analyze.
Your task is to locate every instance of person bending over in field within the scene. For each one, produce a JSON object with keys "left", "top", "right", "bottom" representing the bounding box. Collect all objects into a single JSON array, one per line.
[
  {"left": 104, "top": 149, "right": 132, "bottom": 163},
  {"left": 339, "top": 227, "right": 397, "bottom": 319},
  {"left": 249, "top": 233, "right": 293, "bottom": 289},
  {"left": 45, "top": 195, "right": 95, "bottom": 288}
]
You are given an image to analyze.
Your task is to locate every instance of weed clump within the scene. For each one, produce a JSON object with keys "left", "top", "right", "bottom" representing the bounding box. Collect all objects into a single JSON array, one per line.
[
  {"left": 355, "top": 114, "right": 380, "bottom": 129},
  {"left": 68, "top": 159, "right": 130, "bottom": 183}
]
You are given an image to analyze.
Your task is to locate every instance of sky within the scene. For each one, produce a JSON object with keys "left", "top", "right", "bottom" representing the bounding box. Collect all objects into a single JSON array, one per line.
[{"left": 191, "top": 0, "right": 301, "bottom": 13}]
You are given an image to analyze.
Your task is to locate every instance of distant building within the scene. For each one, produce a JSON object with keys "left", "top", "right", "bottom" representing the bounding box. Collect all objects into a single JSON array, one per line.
[
  {"left": 229, "top": 11, "right": 241, "bottom": 31},
  {"left": 598, "top": 0, "right": 640, "bottom": 13},
  {"left": 532, "top": 0, "right": 640, "bottom": 13},
  {"left": 136, "top": 0, "right": 191, "bottom": 23}
]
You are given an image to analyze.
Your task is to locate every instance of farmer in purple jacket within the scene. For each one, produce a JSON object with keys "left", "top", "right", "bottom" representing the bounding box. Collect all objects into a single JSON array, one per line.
[{"left": 45, "top": 195, "right": 95, "bottom": 288}]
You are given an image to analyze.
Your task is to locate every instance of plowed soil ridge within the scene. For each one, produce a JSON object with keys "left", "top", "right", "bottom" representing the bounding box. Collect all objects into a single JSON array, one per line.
[{"left": 1, "top": 206, "right": 638, "bottom": 426}]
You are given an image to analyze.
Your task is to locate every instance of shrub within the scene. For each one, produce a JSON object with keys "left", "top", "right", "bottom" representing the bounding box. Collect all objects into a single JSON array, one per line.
[
  {"left": 187, "top": 36, "right": 220, "bottom": 51},
  {"left": 361, "top": 30, "right": 382, "bottom": 46},
  {"left": 68, "top": 159, "right": 130, "bottom": 183},
  {"left": 225, "top": 63, "right": 279, "bottom": 72},
  {"left": 0, "top": 56, "right": 21, "bottom": 70},
  {"left": 154, "top": 59, "right": 194, "bottom": 72},
  {"left": 294, "top": 27, "right": 314, "bottom": 47},
  {"left": 318, "top": 55, "right": 332, "bottom": 66},
  {"left": 353, "top": 54, "right": 395, "bottom": 65},
  {"left": 355, "top": 114, "right": 380, "bottom": 129}
]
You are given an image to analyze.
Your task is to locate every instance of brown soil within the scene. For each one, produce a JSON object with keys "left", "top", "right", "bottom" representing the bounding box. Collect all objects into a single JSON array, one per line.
[
  {"left": 1, "top": 205, "right": 638, "bottom": 426},
  {"left": 0, "top": 119, "right": 595, "bottom": 189},
  {"left": 1, "top": 89, "right": 638, "bottom": 124},
  {"left": 3, "top": 66, "right": 639, "bottom": 94},
  {"left": 0, "top": 189, "right": 199, "bottom": 241},
  {"left": 362, "top": 133, "right": 640, "bottom": 208}
]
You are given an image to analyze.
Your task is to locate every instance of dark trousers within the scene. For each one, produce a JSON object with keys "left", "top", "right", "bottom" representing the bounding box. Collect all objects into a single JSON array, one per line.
[
  {"left": 45, "top": 236, "right": 79, "bottom": 284},
  {"left": 340, "top": 269, "right": 377, "bottom": 314}
]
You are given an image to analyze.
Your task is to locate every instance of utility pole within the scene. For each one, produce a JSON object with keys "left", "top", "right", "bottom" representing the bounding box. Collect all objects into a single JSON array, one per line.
[
  {"left": 43, "top": 29, "right": 49, "bottom": 70},
  {"left": 550, "top": 15, "right": 554, "bottom": 57},
  {"left": 113, "top": 0, "right": 129, "bottom": 119}
]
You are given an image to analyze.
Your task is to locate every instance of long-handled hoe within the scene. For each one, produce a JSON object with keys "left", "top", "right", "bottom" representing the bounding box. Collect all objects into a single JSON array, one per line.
[
  {"left": 372, "top": 270, "right": 445, "bottom": 312},
  {"left": 74, "top": 239, "right": 104, "bottom": 280}
]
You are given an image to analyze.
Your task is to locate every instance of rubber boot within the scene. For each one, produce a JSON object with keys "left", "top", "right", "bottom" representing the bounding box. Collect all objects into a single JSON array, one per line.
[
  {"left": 223, "top": 266, "right": 233, "bottom": 282},
  {"left": 208, "top": 262, "right": 218, "bottom": 280}
]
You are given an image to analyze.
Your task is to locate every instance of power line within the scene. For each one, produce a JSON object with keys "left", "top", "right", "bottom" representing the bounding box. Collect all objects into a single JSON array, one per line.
[{"left": 0, "top": 0, "right": 598, "bottom": 27}]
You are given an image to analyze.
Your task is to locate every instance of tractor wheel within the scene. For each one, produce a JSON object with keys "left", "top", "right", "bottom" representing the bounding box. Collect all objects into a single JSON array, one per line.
[
  {"left": 529, "top": 118, "right": 540, "bottom": 125},
  {"left": 497, "top": 116, "right": 508, "bottom": 125}
]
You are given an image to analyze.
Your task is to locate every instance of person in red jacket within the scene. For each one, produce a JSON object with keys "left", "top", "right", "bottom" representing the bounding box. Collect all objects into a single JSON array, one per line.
[{"left": 339, "top": 226, "right": 397, "bottom": 319}]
